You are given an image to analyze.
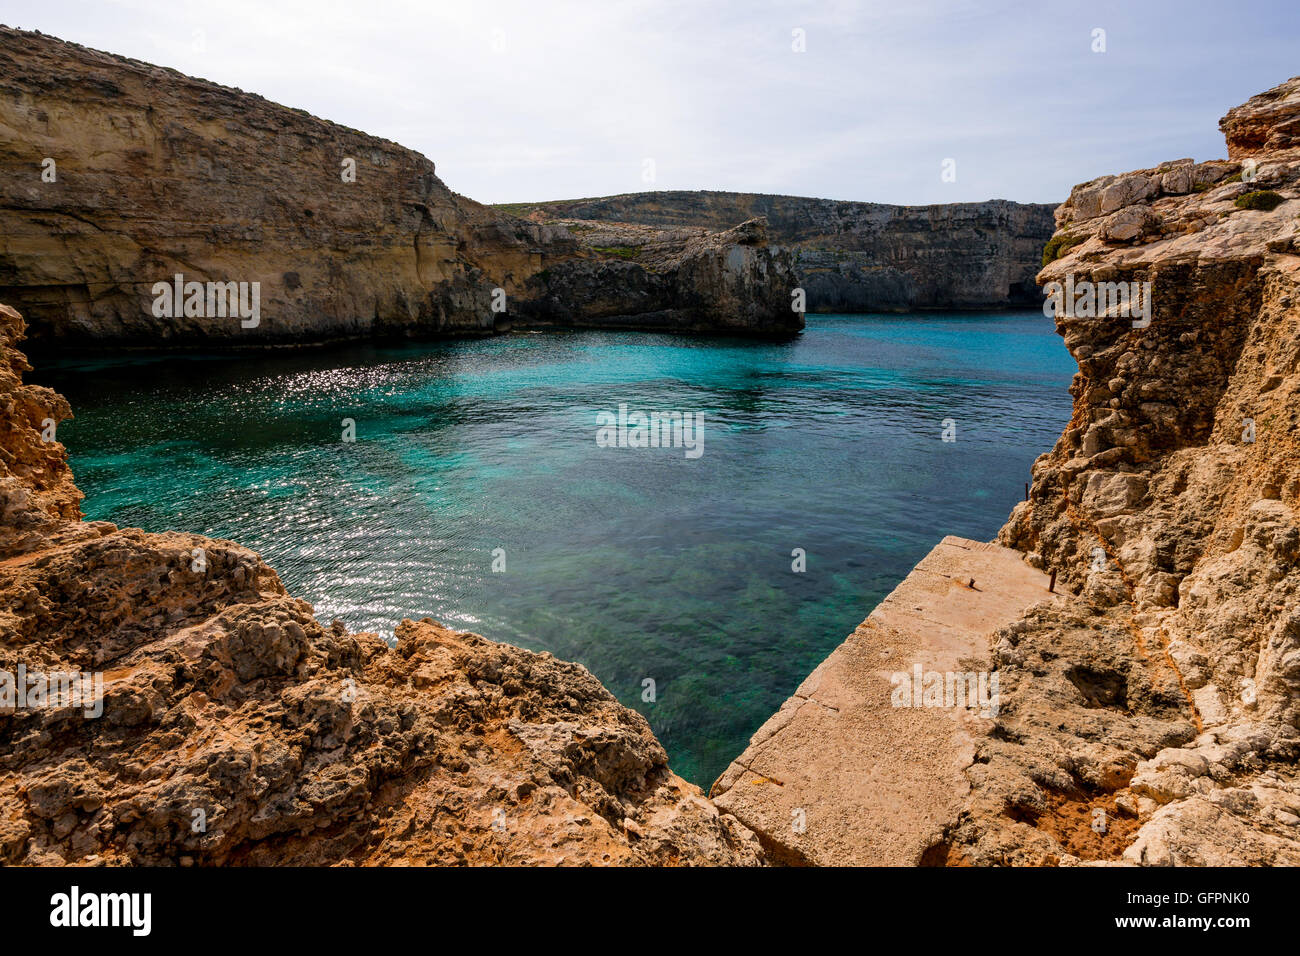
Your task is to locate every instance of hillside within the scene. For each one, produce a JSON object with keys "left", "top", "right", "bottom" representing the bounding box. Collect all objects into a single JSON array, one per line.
[{"left": 498, "top": 190, "right": 1056, "bottom": 312}]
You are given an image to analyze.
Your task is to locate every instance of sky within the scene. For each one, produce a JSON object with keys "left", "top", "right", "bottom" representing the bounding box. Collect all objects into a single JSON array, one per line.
[{"left": 4, "top": 0, "right": 1300, "bottom": 207}]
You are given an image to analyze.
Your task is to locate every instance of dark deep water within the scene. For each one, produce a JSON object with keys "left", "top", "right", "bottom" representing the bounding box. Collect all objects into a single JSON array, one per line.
[{"left": 35, "top": 312, "right": 1075, "bottom": 786}]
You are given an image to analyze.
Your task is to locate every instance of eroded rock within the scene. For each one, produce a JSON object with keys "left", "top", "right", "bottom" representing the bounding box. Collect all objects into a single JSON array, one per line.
[
  {"left": 0, "top": 305, "right": 764, "bottom": 866},
  {"left": 499, "top": 191, "right": 1056, "bottom": 312},
  {"left": 982, "top": 75, "right": 1300, "bottom": 866},
  {"left": 0, "top": 27, "right": 799, "bottom": 345}
]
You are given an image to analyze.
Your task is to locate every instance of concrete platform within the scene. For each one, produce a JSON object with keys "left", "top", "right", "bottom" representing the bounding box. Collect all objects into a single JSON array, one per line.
[{"left": 709, "top": 536, "right": 1063, "bottom": 866}]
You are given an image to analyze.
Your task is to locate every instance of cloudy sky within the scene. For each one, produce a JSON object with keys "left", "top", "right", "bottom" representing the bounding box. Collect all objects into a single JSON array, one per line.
[{"left": 6, "top": 0, "right": 1300, "bottom": 206}]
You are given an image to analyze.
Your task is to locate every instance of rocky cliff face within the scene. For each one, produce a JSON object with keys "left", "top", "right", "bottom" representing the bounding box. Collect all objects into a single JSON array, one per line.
[
  {"left": 964, "top": 77, "right": 1300, "bottom": 865},
  {"left": 511, "top": 216, "right": 800, "bottom": 333},
  {"left": 0, "top": 303, "right": 765, "bottom": 865},
  {"left": 501, "top": 191, "right": 1057, "bottom": 312},
  {"left": 0, "top": 26, "right": 799, "bottom": 346},
  {"left": 703, "top": 77, "right": 1300, "bottom": 868}
]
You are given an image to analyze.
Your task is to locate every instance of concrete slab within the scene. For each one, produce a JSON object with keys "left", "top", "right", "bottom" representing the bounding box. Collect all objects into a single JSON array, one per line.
[{"left": 710, "top": 536, "right": 1063, "bottom": 866}]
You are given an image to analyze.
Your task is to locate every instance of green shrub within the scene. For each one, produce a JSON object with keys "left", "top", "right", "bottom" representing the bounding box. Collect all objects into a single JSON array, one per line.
[
  {"left": 1223, "top": 171, "right": 1243, "bottom": 184},
  {"left": 1234, "top": 190, "right": 1286, "bottom": 212},
  {"left": 492, "top": 202, "right": 539, "bottom": 217},
  {"left": 1042, "top": 233, "right": 1085, "bottom": 266},
  {"left": 590, "top": 245, "right": 641, "bottom": 260}
]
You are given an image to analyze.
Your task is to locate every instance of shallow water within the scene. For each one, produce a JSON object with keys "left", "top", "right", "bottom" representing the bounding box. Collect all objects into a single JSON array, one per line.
[{"left": 35, "top": 312, "right": 1075, "bottom": 786}]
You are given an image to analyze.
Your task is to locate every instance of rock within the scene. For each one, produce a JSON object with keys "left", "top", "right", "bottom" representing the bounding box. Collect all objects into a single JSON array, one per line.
[
  {"left": 986, "top": 73, "right": 1300, "bottom": 866},
  {"left": 1124, "top": 782, "right": 1300, "bottom": 866},
  {"left": 1221, "top": 75, "right": 1300, "bottom": 158},
  {"left": 1081, "top": 472, "right": 1149, "bottom": 518},
  {"left": 0, "top": 305, "right": 765, "bottom": 866},
  {"left": 1160, "top": 166, "right": 1196, "bottom": 195},
  {"left": 0, "top": 305, "right": 84, "bottom": 558},
  {"left": 1100, "top": 174, "right": 1159, "bottom": 214},
  {"left": 511, "top": 217, "right": 801, "bottom": 334},
  {"left": 498, "top": 192, "right": 1056, "bottom": 312},
  {"left": 0, "top": 27, "right": 798, "bottom": 344},
  {"left": 1098, "top": 205, "right": 1161, "bottom": 242}
]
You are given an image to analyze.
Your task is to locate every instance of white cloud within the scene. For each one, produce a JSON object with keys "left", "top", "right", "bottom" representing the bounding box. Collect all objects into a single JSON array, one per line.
[{"left": 6, "top": 0, "right": 1300, "bottom": 205}]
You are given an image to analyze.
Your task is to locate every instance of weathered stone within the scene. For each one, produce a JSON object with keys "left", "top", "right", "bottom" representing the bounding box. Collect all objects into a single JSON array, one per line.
[
  {"left": 500, "top": 192, "right": 1056, "bottom": 312},
  {"left": 1098, "top": 205, "right": 1161, "bottom": 242},
  {"left": 1100, "top": 174, "right": 1159, "bottom": 214},
  {"left": 0, "top": 305, "right": 764, "bottom": 866},
  {"left": 710, "top": 537, "right": 1062, "bottom": 866},
  {"left": 1221, "top": 75, "right": 1300, "bottom": 158},
  {"left": 1160, "top": 166, "right": 1196, "bottom": 195},
  {"left": 1081, "top": 472, "right": 1149, "bottom": 518},
  {"left": 0, "top": 27, "right": 799, "bottom": 345}
]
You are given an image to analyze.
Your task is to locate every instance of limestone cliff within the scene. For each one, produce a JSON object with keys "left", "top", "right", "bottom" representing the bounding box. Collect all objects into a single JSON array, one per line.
[
  {"left": 0, "top": 303, "right": 764, "bottom": 865},
  {"left": 499, "top": 191, "right": 1056, "bottom": 312},
  {"left": 978, "top": 75, "right": 1300, "bottom": 866},
  {"left": 509, "top": 216, "right": 798, "bottom": 334},
  {"left": 707, "top": 77, "right": 1300, "bottom": 867},
  {"left": 0, "top": 26, "right": 800, "bottom": 346},
  {"left": 5, "top": 23, "right": 1297, "bottom": 869}
]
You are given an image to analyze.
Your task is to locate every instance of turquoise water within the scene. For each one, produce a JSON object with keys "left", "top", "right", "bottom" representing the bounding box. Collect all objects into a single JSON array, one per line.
[{"left": 34, "top": 313, "right": 1074, "bottom": 786}]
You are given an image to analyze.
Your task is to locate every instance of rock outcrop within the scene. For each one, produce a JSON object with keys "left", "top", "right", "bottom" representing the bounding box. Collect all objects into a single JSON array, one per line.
[
  {"left": 500, "top": 191, "right": 1057, "bottom": 312},
  {"left": 983, "top": 76, "right": 1300, "bottom": 866},
  {"left": 510, "top": 216, "right": 799, "bottom": 334},
  {"left": 710, "top": 76, "right": 1300, "bottom": 867},
  {"left": 0, "top": 303, "right": 765, "bottom": 865},
  {"left": 0, "top": 26, "right": 800, "bottom": 346}
]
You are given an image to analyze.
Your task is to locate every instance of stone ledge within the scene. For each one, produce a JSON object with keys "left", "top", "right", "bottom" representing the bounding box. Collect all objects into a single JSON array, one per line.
[{"left": 710, "top": 535, "right": 1062, "bottom": 866}]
